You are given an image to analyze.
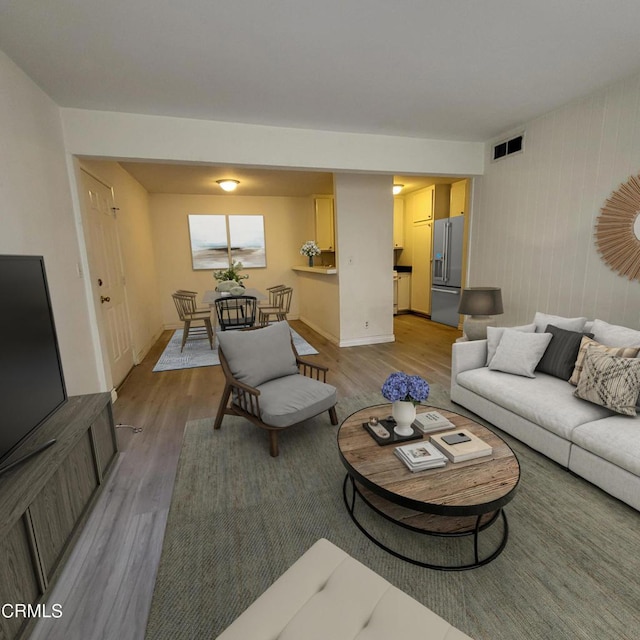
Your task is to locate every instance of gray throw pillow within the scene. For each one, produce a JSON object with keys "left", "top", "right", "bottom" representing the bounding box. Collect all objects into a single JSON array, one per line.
[
  {"left": 536, "top": 325, "right": 594, "bottom": 380},
  {"left": 486, "top": 324, "right": 536, "bottom": 366},
  {"left": 217, "top": 321, "right": 298, "bottom": 388},
  {"left": 533, "top": 312, "right": 587, "bottom": 333},
  {"left": 488, "top": 330, "right": 552, "bottom": 378}
]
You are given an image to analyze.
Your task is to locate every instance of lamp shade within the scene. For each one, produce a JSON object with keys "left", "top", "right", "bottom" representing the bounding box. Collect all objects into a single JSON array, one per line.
[{"left": 458, "top": 287, "right": 503, "bottom": 316}]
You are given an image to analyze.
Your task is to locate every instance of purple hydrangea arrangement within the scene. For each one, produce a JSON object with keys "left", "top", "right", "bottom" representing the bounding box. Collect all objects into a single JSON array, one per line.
[{"left": 381, "top": 372, "right": 430, "bottom": 405}]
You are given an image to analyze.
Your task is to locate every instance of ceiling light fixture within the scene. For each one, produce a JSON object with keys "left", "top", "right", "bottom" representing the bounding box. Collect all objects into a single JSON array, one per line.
[
  {"left": 393, "top": 184, "right": 404, "bottom": 195},
  {"left": 216, "top": 179, "right": 240, "bottom": 192}
]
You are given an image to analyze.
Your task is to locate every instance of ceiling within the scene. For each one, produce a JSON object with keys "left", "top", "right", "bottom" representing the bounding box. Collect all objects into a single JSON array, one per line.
[
  {"left": 3, "top": 1, "right": 640, "bottom": 143},
  {"left": 113, "top": 161, "right": 447, "bottom": 197}
]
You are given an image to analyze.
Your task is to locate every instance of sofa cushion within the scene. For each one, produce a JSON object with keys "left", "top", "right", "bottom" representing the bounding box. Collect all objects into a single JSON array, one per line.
[
  {"left": 255, "top": 374, "right": 337, "bottom": 428},
  {"left": 590, "top": 319, "right": 640, "bottom": 347},
  {"left": 488, "top": 330, "right": 552, "bottom": 378},
  {"left": 574, "top": 347, "right": 640, "bottom": 416},
  {"left": 568, "top": 336, "right": 640, "bottom": 385},
  {"left": 536, "top": 325, "right": 594, "bottom": 380},
  {"left": 218, "top": 321, "right": 299, "bottom": 388},
  {"left": 486, "top": 324, "right": 536, "bottom": 365},
  {"left": 571, "top": 415, "right": 640, "bottom": 476},
  {"left": 456, "top": 368, "right": 612, "bottom": 439},
  {"left": 533, "top": 311, "right": 587, "bottom": 333}
]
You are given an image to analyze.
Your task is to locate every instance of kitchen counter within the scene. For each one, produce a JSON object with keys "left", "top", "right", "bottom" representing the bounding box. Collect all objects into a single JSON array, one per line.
[{"left": 292, "top": 265, "right": 337, "bottom": 275}]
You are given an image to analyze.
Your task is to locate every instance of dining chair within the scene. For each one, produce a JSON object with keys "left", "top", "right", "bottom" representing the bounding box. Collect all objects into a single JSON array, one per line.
[
  {"left": 171, "top": 292, "right": 214, "bottom": 352},
  {"left": 175, "top": 289, "right": 209, "bottom": 313},
  {"left": 258, "top": 287, "right": 293, "bottom": 325},
  {"left": 215, "top": 295, "right": 258, "bottom": 331}
]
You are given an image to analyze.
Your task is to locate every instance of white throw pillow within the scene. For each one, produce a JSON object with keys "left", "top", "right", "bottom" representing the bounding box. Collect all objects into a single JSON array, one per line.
[
  {"left": 591, "top": 319, "right": 640, "bottom": 348},
  {"left": 486, "top": 324, "right": 536, "bottom": 366},
  {"left": 533, "top": 312, "right": 587, "bottom": 333},
  {"left": 488, "top": 331, "right": 553, "bottom": 378}
]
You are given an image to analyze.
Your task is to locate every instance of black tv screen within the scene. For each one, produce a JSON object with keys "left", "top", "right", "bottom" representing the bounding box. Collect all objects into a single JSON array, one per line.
[{"left": 0, "top": 255, "right": 67, "bottom": 466}]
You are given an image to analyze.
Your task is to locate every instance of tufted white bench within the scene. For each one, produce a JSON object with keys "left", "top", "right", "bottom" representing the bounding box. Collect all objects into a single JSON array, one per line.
[{"left": 218, "top": 538, "right": 474, "bottom": 640}]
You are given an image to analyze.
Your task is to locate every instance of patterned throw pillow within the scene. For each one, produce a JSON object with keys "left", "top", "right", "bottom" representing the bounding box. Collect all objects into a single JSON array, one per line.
[
  {"left": 568, "top": 336, "right": 640, "bottom": 386},
  {"left": 574, "top": 347, "right": 640, "bottom": 416}
]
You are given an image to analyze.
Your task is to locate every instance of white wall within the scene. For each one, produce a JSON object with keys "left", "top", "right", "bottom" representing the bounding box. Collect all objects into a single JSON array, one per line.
[
  {"left": 149, "top": 194, "right": 312, "bottom": 326},
  {"left": 0, "top": 51, "right": 101, "bottom": 394},
  {"left": 335, "top": 173, "right": 395, "bottom": 346},
  {"left": 78, "top": 160, "right": 163, "bottom": 363},
  {"left": 471, "top": 72, "right": 640, "bottom": 329},
  {"left": 60, "top": 108, "right": 485, "bottom": 177}
]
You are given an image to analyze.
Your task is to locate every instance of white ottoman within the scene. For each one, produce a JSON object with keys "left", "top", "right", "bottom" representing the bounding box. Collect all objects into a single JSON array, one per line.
[{"left": 218, "top": 538, "right": 474, "bottom": 640}]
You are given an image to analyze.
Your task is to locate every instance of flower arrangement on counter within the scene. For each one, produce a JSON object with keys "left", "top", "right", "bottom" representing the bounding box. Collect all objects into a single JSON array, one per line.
[
  {"left": 300, "top": 240, "right": 321, "bottom": 258},
  {"left": 381, "top": 371, "right": 430, "bottom": 405},
  {"left": 213, "top": 260, "right": 249, "bottom": 283}
]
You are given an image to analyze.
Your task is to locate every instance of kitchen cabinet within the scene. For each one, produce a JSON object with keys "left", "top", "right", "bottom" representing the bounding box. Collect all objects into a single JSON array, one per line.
[
  {"left": 412, "top": 184, "right": 451, "bottom": 223},
  {"left": 410, "top": 221, "right": 433, "bottom": 315},
  {"left": 393, "top": 198, "right": 404, "bottom": 248},
  {"left": 397, "top": 273, "right": 411, "bottom": 311},
  {"left": 314, "top": 197, "right": 335, "bottom": 252}
]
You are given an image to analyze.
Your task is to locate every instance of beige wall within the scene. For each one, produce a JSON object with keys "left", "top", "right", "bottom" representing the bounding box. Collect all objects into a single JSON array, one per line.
[
  {"left": 78, "top": 160, "right": 163, "bottom": 363},
  {"left": 0, "top": 51, "right": 101, "bottom": 394},
  {"left": 471, "top": 72, "right": 640, "bottom": 329},
  {"left": 296, "top": 273, "right": 340, "bottom": 343},
  {"left": 149, "top": 194, "right": 312, "bottom": 327},
  {"left": 335, "top": 173, "right": 395, "bottom": 346}
]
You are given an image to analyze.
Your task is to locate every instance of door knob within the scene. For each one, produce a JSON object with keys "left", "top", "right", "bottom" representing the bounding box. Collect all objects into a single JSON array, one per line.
[{"left": 100, "top": 296, "right": 111, "bottom": 304}]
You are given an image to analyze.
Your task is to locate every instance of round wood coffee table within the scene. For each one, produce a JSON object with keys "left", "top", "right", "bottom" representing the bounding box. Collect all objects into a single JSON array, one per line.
[{"left": 337, "top": 404, "right": 520, "bottom": 571}]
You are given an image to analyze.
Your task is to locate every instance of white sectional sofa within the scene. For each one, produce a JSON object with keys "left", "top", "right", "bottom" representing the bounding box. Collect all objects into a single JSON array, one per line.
[
  {"left": 219, "top": 538, "right": 473, "bottom": 640},
  {"left": 451, "top": 315, "right": 640, "bottom": 512}
]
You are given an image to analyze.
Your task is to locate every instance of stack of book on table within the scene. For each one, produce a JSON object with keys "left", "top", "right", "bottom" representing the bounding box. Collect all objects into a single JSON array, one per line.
[
  {"left": 430, "top": 428, "right": 493, "bottom": 463},
  {"left": 394, "top": 440, "right": 447, "bottom": 472},
  {"left": 413, "top": 411, "right": 455, "bottom": 434}
]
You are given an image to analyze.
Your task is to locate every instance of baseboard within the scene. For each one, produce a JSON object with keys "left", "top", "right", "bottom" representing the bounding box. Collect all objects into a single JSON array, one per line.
[
  {"left": 339, "top": 334, "right": 395, "bottom": 347},
  {"left": 134, "top": 327, "right": 164, "bottom": 364},
  {"left": 298, "top": 317, "right": 339, "bottom": 345}
]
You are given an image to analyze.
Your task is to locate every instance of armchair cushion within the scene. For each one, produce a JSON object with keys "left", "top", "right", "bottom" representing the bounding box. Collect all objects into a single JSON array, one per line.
[
  {"left": 217, "top": 321, "right": 299, "bottom": 388},
  {"left": 255, "top": 375, "right": 338, "bottom": 428}
]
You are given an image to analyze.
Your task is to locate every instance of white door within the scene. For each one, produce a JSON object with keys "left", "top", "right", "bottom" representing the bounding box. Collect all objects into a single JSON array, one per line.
[{"left": 80, "top": 170, "right": 134, "bottom": 388}]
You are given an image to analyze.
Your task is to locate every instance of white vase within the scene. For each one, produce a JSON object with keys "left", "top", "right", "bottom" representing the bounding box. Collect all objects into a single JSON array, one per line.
[{"left": 392, "top": 400, "right": 416, "bottom": 436}]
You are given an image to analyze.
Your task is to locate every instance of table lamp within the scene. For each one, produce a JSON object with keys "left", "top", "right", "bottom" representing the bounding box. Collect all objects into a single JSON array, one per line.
[{"left": 458, "top": 287, "right": 504, "bottom": 340}]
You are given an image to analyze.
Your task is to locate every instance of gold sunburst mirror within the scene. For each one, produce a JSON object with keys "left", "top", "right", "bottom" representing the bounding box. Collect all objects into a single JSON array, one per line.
[{"left": 595, "top": 173, "right": 640, "bottom": 281}]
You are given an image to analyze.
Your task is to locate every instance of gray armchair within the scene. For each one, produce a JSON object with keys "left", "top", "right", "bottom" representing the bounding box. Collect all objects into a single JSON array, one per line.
[{"left": 214, "top": 321, "right": 338, "bottom": 456}]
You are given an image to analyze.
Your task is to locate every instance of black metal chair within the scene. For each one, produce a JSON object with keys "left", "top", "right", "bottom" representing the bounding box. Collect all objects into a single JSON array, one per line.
[{"left": 215, "top": 295, "right": 257, "bottom": 331}]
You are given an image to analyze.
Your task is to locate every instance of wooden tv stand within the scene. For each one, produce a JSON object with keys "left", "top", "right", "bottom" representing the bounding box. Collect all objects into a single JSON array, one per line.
[{"left": 0, "top": 393, "right": 117, "bottom": 640}]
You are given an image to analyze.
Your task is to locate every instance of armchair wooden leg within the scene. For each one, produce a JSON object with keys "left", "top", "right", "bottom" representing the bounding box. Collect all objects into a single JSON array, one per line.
[
  {"left": 214, "top": 385, "right": 232, "bottom": 430},
  {"left": 328, "top": 406, "right": 338, "bottom": 425},
  {"left": 268, "top": 430, "right": 279, "bottom": 457}
]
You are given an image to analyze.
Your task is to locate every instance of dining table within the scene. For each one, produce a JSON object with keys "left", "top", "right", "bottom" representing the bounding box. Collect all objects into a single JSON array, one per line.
[{"left": 202, "top": 287, "right": 267, "bottom": 305}]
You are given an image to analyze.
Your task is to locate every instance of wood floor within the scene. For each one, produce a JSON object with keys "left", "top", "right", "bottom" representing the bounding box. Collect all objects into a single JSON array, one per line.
[{"left": 28, "top": 315, "right": 461, "bottom": 640}]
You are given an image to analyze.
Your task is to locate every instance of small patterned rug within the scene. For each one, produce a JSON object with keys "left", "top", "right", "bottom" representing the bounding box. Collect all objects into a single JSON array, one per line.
[{"left": 152, "top": 326, "right": 319, "bottom": 372}]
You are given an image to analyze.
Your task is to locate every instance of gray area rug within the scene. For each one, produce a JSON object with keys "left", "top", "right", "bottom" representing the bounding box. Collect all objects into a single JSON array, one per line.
[
  {"left": 145, "top": 388, "right": 640, "bottom": 639},
  {"left": 153, "top": 326, "right": 318, "bottom": 372}
]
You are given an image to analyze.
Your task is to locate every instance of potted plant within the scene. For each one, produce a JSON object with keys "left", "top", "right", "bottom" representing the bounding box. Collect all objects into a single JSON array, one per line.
[
  {"left": 213, "top": 261, "right": 249, "bottom": 294},
  {"left": 381, "top": 371, "right": 430, "bottom": 436},
  {"left": 300, "top": 240, "right": 321, "bottom": 267}
]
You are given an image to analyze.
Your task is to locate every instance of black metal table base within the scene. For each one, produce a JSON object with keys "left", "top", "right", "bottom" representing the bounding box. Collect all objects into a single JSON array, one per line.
[{"left": 342, "top": 474, "right": 509, "bottom": 571}]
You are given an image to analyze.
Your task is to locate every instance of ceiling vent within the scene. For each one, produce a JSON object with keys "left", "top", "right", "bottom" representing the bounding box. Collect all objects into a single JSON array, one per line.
[{"left": 492, "top": 133, "right": 524, "bottom": 161}]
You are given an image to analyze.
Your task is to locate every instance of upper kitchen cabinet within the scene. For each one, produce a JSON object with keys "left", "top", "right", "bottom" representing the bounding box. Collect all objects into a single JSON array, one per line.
[
  {"left": 450, "top": 179, "right": 468, "bottom": 217},
  {"left": 393, "top": 198, "right": 404, "bottom": 249},
  {"left": 411, "top": 184, "right": 451, "bottom": 223},
  {"left": 314, "top": 196, "right": 335, "bottom": 252}
]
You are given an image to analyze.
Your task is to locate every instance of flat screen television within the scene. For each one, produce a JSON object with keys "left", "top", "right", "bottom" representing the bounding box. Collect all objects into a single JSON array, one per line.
[{"left": 0, "top": 255, "right": 67, "bottom": 474}]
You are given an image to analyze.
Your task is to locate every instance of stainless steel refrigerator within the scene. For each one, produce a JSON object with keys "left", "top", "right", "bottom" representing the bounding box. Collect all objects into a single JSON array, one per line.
[{"left": 431, "top": 216, "right": 464, "bottom": 327}]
